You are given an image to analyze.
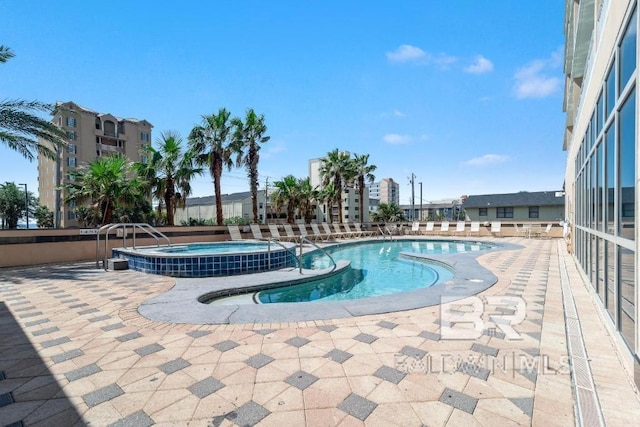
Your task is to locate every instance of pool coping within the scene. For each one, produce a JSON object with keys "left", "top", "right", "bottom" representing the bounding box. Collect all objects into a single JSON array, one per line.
[{"left": 138, "top": 238, "right": 522, "bottom": 324}]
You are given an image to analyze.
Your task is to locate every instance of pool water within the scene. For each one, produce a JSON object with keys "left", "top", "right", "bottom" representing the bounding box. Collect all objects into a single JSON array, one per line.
[
  {"left": 160, "top": 242, "right": 273, "bottom": 254},
  {"left": 255, "top": 240, "right": 492, "bottom": 303}
]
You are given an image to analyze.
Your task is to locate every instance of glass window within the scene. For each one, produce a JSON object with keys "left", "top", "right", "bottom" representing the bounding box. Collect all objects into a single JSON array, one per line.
[
  {"left": 605, "top": 125, "right": 615, "bottom": 234},
  {"left": 619, "top": 8, "right": 637, "bottom": 93},
  {"left": 528, "top": 206, "right": 539, "bottom": 219},
  {"left": 597, "top": 142, "right": 604, "bottom": 231},
  {"left": 479, "top": 208, "right": 487, "bottom": 216},
  {"left": 607, "top": 242, "right": 616, "bottom": 320},
  {"left": 596, "top": 92, "right": 603, "bottom": 135},
  {"left": 67, "top": 211, "right": 76, "bottom": 220},
  {"left": 606, "top": 61, "right": 616, "bottom": 118},
  {"left": 66, "top": 117, "right": 76, "bottom": 127},
  {"left": 68, "top": 144, "right": 76, "bottom": 154},
  {"left": 618, "top": 89, "right": 635, "bottom": 239},
  {"left": 619, "top": 247, "right": 636, "bottom": 349},
  {"left": 496, "top": 207, "right": 513, "bottom": 218},
  {"left": 67, "top": 131, "right": 76, "bottom": 140},
  {"left": 67, "top": 157, "right": 76, "bottom": 167}
]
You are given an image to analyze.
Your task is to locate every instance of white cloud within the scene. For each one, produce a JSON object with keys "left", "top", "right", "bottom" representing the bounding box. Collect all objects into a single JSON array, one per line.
[
  {"left": 465, "top": 55, "right": 494, "bottom": 74},
  {"left": 513, "top": 50, "right": 562, "bottom": 99},
  {"left": 383, "top": 133, "right": 412, "bottom": 144},
  {"left": 386, "top": 45, "right": 427, "bottom": 63},
  {"left": 380, "top": 110, "right": 405, "bottom": 118},
  {"left": 462, "top": 154, "right": 510, "bottom": 167},
  {"left": 433, "top": 53, "right": 457, "bottom": 68},
  {"left": 261, "top": 140, "right": 287, "bottom": 159}
]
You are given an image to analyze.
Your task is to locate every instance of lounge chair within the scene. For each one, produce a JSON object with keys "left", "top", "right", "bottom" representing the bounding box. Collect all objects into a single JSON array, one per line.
[
  {"left": 297, "top": 224, "right": 311, "bottom": 241},
  {"left": 354, "top": 223, "right": 376, "bottom": 237},
  {"left": 513, "top": 223, "right": 526, "bottom": 238},
  {"left": 227, "top": 224, "right": 243, "bottom": 241},
  {"left": 423, "top": 222, "right": 435, "bottom": 235},
  {"left": 333, "top": 224, "right": 349, "bottom": 238},
  {"left": 467, "top": 221, "right": 480, "bottom": 237},
  {"left": 310, "top": 223, "right": 331, "bottom": 241},
  {"left": 490, "top": 221, "right": 502, "bottom": 237},
  {"left": 453, "top": 221, "right": 466, "bottom": 236},
  {"left": 250, "top": 224, "right": 265, "bottom": 240},
  {"left": 269, "top": 224, "right": 297, "bottom": 242},
  {"left": 438, "top": 221, "right": 450, "bottom": 236},
  {"left": 409, "top": 221, "right": 420, "bottom": 235},
  {"left": 283, "top": 224, "right": 300, "bottom": 242},
  {"left": 343, "top": 223, "right": 362, "bottom": 238},
  {"left": 322, "top": 223, "right": 339, "bottom": 239}
]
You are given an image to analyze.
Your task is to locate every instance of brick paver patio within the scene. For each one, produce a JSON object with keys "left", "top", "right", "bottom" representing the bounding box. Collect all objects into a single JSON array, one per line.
[{"left": 0, "top": 237, "right": 639, "bottom": 426}]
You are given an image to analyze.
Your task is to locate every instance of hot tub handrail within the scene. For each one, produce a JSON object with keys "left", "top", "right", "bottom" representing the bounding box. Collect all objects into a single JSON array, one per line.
[
  {"left": 96, "top": 223, "right": 171, "bottom": 270},
  {"left": 264, "top": 237, "right": 300, "bottom": 270},
  {"left": 299, "top": 236, "right": 337, "bottom": 274}
]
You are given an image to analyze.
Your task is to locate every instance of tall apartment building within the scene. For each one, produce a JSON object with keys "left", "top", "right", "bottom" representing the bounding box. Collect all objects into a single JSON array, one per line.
[
  {"left": 563, "top": 0, "right": 639, "bottom": 385},
  {"left": 38, "top": 101, "right": 153, "bottom": 228},
  {"left": 369, "top": 178, "right": 399, "bottom": 205}
]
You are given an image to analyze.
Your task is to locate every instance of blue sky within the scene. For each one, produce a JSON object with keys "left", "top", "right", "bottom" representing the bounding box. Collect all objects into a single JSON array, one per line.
[{"left": 1, "top": 1, "right": 566, "bottom": 205}]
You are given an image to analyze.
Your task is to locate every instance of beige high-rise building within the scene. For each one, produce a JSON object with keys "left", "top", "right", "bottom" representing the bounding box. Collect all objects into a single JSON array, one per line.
[
  {"left": 38, "top": 101, "right": 153, "bottom": 228},
  {"left": 369, "top": 178, "right": 399, "bottom": 205}
]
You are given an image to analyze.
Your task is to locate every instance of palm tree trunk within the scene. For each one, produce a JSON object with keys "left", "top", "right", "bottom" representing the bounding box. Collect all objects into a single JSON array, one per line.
[
  {"left": 213, "top": 156, "right": 224, "bottom": 226},
  {"left": 335, "top": 178, "right": 343, "bottom": 223},
  {"left": 249, "top": 148, "right": 259, "bottom": 223},
  {"left": 358, "top": 177, "right": 365, "bottom": 223}
]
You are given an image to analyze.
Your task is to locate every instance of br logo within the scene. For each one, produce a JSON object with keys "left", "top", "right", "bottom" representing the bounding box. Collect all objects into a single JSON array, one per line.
[{"left": 439, "top": 295, "right": 526, "bottom": 340}]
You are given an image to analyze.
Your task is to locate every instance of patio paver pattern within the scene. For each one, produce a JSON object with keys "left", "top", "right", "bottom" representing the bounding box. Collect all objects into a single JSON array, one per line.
[{"left": 0, "top": 238, "right": 639, "bottom": 426}]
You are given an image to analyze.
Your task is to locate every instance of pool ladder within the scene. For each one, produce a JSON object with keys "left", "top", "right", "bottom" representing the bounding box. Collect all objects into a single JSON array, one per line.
[{"left": 96, "top": 223, "right": 171, "bottom": 270}]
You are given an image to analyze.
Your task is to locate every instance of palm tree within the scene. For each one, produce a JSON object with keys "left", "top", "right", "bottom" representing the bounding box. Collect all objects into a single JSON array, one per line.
[
  {"left": 319, "top": 149, "right": 351, "bottom": 223},
  {"left": 64, "top": 155, "right": 145, "bottom": 225},
  {"left": 136, "top": 131, "right": 202, "bottom": 226},
  {"left": 232, "top": 109, "right": 270, "bottom": 223},
  {"left": 188, "top": 108, "right": 234, "bottom": 225},
  {"left": 0, "top": 46, "right": 67, "bottom": 161},
  {"left": 371, "top": 202, "right": 406, "bottom": 222},
  {"left": 352, "top": 153, "right": 376, "bottom": 223},
  {"left": 271, "top": 175, "right": 299, "bottom": 224},
  {"left": 296, "top": 177, "right": 320, "bottom": 224},
  {"left": 317, "top": 182, "right": 338, "bottom": 223}
]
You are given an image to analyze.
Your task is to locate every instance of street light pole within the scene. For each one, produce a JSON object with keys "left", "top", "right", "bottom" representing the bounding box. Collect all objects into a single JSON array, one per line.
[
  {"left": 19, "top": 183, "right": 28, "bottom": 229},
  {"left": 419, "top": 182, "right": 422, "bottom": 222}
]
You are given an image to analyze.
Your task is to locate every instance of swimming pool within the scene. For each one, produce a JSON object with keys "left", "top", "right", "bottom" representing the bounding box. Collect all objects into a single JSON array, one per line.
[
  {"left": 112, "top": 240, "right": 297, "bottom": 277},
  {"left": 207, "top": 240, "right": 494, "bottom": 304}
]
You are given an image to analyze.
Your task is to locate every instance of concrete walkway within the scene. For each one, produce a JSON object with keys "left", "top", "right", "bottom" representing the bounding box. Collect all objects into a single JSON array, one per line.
[{"left": 0, "top": 237, "right": 638, "bottom": 426}]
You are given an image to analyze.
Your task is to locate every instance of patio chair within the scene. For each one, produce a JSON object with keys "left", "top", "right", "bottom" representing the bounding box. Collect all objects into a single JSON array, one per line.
[
  {"left": 355, "top": 223, "right": 376, "bottom": 237},
  {"left": 410, "top": 221, "right": 420, "bottom": 235},
  {"left": 227, "top": 224, "right": 243, "bottom": 241},
  {"left": 333, "top": 224, "right": 349, "bottom": 238},
  {"left": 490, "top": 221, "right": 502, "bottom": 237},
  {"left": 250, "top": 224, "right": 265, "bottom": 240},
  {"left": 513, "top": 223, "right": 526, "bottom": 238},
  {"left": 310, "top": 223, "right": 331, "bottom": 241},
  {"left": 297, "top": 224, "right": 311, "bottom": 241},
  {"left": 268, "top": 224, "right": 282, "bottom": 240},
  {"left": 423, "top": 221, "right": 435, "bottom": 235},
  {"left": 269, "top": 224, "right": 296, "bottom": 242},
  {"left": 453, "top": 221, "right": 466, "bottom": 236},
  {"left": 283, "top": 224, "right": 300, "bottom": 242},
  {"left": 343, "top": 223, "right": 362, "bottom": 238},
  {"left": 322, "top": 223, "right": 339, "bottom": 239},
  {"left": 467, "top": 221, "right": 480, "bottom": 237},
  {"left": 438, "top": 221, "right": 450, "bottom": 236},
  {"left": 541, "top": 223, "right": 553, "bottom": 239}
]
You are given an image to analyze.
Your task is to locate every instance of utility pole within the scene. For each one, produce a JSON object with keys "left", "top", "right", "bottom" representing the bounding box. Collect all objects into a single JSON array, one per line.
[
  {"left": 419, "top": 182, "right": 422, "bottom": 222},
  {"left": 264, "top": 177, "right": 269, "bottom": 224},
  {"left": 408, "top": 173, "right": 415, "bottom": 221}
]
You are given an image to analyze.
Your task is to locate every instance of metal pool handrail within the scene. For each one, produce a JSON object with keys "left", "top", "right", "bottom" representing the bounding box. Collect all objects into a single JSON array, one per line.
[
  {"left": 96, "top": 223, "right": 171, "bottom": 270},
  {"left": 299, "top": 236, "right": 337, "bottom": 274},
  {"left": 264, "top": 237, "right": 300, "bottom": 270}
]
